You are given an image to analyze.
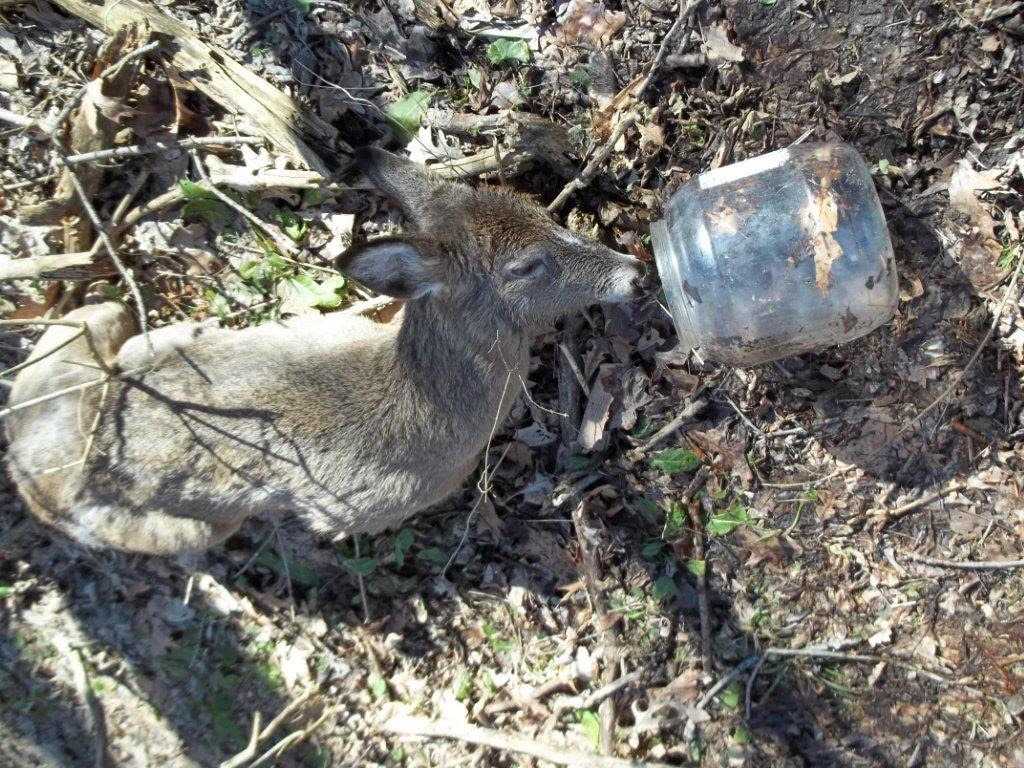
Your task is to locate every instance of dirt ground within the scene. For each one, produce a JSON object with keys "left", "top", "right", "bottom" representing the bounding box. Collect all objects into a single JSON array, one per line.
[{"left": 1, "top": 0, "right": 1023, "bottom": 767}]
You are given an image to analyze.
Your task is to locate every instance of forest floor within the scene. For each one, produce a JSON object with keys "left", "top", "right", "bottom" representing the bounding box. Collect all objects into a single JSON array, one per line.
[{"left": 1, "top": 0, "right": 1023, "bottom": 766}]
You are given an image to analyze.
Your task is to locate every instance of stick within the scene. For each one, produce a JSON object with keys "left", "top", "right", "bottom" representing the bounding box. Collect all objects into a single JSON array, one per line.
[
  {"left": 381, "top": 715, "right": 674, "bottom": 768},
  {"left": 874, "top": 481, "right": 967, "bottom": 528},
  {"left": 640, "top": 397, "right": 709, "bottom": 451},
  {"left": 547, "top": 115, "right": 637, "bottom": 213},
  {"left": 904, "top": 553, "right": 1024, "bottom": 570},
  {"left": 63, "top": 135, "right": 264, "bottom": 165},
  {"left": 219, "top": 713, "right": 262, "bottom": 768},
  {"left": 556, "top": 671, "right": 642, "bottom": 713},
  {"left": 764, "top": 647, "right": 877, "bottom": 663},
  {"left": 0, "top": 251, "right": 112, "bottom": 282},
  {"left": 189, "top": 151, "right": 299, "bottom": 257},
  {"left": 637, "top": 0, "right": 705, "bottom": 99},
  {"left": 686, "top": 469, "right": 713, "bottom": 674},
  {"left": 58, "top": 641, "right": 109, "bottom": 768}
]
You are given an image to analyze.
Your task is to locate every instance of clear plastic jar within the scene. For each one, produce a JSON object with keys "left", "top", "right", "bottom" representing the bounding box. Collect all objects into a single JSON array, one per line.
[{"left": 652, "top": 142, "right": 898, "bottom": 367}]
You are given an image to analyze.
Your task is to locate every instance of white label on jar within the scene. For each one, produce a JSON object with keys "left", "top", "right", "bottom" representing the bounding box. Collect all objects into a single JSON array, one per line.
[{"left": 698, "top": 148, "right": 791, "bottom": 190}]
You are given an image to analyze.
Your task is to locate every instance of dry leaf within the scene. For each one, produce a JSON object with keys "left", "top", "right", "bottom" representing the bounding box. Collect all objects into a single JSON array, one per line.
[
  {"left": 948, "top": 159, "right": 1007, "bottom": 288},
  {"left": 556, "top": 0, "right": 627, "bottom": 46},
  {"left": 703, "top": 22, "right": 745, "bottom": 63},
  {"left": 578, "top": 364, "right": 619, "bottom": 451}
]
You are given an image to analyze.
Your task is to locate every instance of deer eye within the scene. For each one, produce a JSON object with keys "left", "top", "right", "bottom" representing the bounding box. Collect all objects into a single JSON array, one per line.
[{"left": 504, "top": 256, "right": 548, "bottom": 281}]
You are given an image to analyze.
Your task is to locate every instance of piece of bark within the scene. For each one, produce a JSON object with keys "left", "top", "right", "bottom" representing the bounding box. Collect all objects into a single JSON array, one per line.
[
  {"left": 0, "top": 252, "right": 113, "bottom": 282},
  {"left": 50, "top": 0, "right": 339, "bottom": 175}
]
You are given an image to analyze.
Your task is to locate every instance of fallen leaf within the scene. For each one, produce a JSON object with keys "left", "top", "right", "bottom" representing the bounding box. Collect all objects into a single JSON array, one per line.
[
  {"left": 578, "top": 364, "right": 618, "bottom": 451},
  {"left": 704, "top": 22, "right": 745, "bottom": 63},
  {"left": 555, "top": 0, "right": 626, "bottom": 47},
  {"left": 948, "top": 159, "right": 1007, "bottom": 288}
]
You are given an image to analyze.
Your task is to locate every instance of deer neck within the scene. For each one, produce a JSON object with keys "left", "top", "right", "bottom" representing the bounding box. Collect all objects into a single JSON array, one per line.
[{"left": 391, "top": 298, "right": 530, "bottom": 423}]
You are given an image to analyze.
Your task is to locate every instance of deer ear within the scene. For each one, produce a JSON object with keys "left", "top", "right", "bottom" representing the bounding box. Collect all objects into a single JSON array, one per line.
[
  {"left": 355, "top": 147, "right": 458, "bottom": 229},
  {"left": 336, "top": 236, "right": 444, "bottom": 299}
]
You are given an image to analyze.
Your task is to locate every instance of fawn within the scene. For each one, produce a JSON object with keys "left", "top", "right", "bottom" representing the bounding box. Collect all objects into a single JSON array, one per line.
[{"left": 5, "top": 148, "right": 643, "bottom": 554}]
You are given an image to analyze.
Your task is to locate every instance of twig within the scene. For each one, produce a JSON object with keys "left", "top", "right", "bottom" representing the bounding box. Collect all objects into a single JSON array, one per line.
[
  {"left": 0, "top": 106, "right": 37, "bottom": 129},
  {"left": 685, "top": 468, "right": 713, "bottom": 674},
  {"left": 744, "top": 655, "right": 766, "bottom": 721},
  {"left": 63, "top": 135, "right": 264, "bottom": 165},
  {"left": 354, "top": 535, "right": 371, "bottom": 624},
  {"left": 218, "top": 688, "right": 315, "bottom": 768},
  {"left": 556, "top": 671, "right": 642, "bottom": 714},
  {"left": 547, "top": 115, "right": 637, "bottom": 213},
  {"left": 247, "top": 708, "right": 331, "bottom": 768},
  {"left": 904, "top": 553, "right": 1024, "bottom": 570},
  {"left": 58, "top": 640, "right": 109, "bottom": 768},
  {"left": 873, "top": 481, "right": 967, "bottom": 528},
  {"left": 442, "top": 369, "right": 514, "bottom": 578},
  {"left": 190, "top": 151, "right": 299, "bottom": 257},
  {"left": 0, "top": 375, "right": 109, "bottom": 420},
  {"left": 695, "top": 656, "right": 758, "bottom": 712},
  {"left": 38, "top": 41, "right": 159, "bottom": 360},
  {"left": 637, "top": 0, "right": 705, "bottom": 99},
  {"left": 640, "top": 397, "right": 708, "bottom": 451},
  {"left": 764, "top": 647, "right": 877, "bottom": 663},
  {"left": 219, "top": 712, "right": 262, "bottom": 768},
  {"left": 381, "top": 715, "right": 674, "bottom": 768}
]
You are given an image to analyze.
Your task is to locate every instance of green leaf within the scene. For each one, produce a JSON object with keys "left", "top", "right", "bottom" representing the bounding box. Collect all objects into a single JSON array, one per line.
[
  {"left": 0, "top": 586, "right": 12, "bottom": 598},
  {"left": 277, "top": 273, "right": 348, "bottom": 312},
  {"left": 368, "top": 674, "right": 388, "bottom": 701},
  {"left": 663, "top": 501, "right": 688, "bottom": 539},
  {"left": 652, "top": 575, "right": 679, "bottom": 602},
  {"left": 342, "top": 556, "right": 378, "bottom": 577},
  {"left": 707, "top": 503, "right": 751, "bottom": 536},
  {"left": 274, "top": 210, "right": 308, "bottom": 243},
  {"left": 454, "top": 672, "right": 473, "bottom": 702},
  {"left": 486, "top": 38, "right": 530, "bottom": 66},
  {"left": 466, "top": 67, "right": 484, "bottom": 90},
  {"left": 733, "top": 725, "right": 752, "bottom": 744},
  {"left": 254, "top": 550, "right": 320, "bottom": 587},
  {"left": 393, "top": 528, "right": 415, "bottom": 568},
  {"left": 634, "top": 496, "right": 662, "bottom": 525},
  {"left": 387, "top": 90, "right": 431, "bottom": 141},
  {"left": 718, "top": 682, "right": 741, "bottom": 710},
  {"left": 641, "top": 540, "right": 664, "bottom": 561},
  {"left": 569, "top": 67, "right": 591, "bottom": 90},
  {"left": 293, "top": 0, "right": 311, "bottom": 12},
  {"left": 417, "top": 547, "right": 448, "bottom": 567},
  {"left": 239, "top": 253, "right": 290, "bottom": 285},
  {"left": 564, "top": 454, "right": 595, "bottom": 472},
  {"left": 182, "top": 197, "right": 229, "bottom": 225},
  {"left": 650, "top": 448, "right": 701, "bottom": 474},
  {"left": 483, "top": 623, "right": 513, "bottom": 653},
  {"left": 687, "top": 559, "right": 706, "bottom": 577},
  {"left": 578, "top": 709, "right": 601, "bottom": 748}
]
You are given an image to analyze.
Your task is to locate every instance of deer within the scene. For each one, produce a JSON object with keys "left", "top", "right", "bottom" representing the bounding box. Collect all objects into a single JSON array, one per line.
[{"left": 4, "top": 148, "right": 643, "bottom": 555}]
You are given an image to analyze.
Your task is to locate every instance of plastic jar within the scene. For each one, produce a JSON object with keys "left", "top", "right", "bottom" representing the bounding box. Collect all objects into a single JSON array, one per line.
[{"left": 651, "top": 142, "right": 898, "bottom": 366}]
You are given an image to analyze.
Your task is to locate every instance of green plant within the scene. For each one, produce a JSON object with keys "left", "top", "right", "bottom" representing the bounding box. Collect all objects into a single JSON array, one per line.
[
  {"left": 392, "top": 528, "right": 415, "bottom": 567},
  {"left": 486, "top": 38, "right": 530, "bottom": 67},
  {"left": 707, "top": 503, "right": 751, "bottom": 536},
  {"left": 578, "top": 709, "right": 601, "bottom": 748},
  {"left": 483, "top": 623, "right": 514, "bottom": 654},
  {"left": 650, "top": 447, "right": 701, "bottom": 474},
  {"left": 179, "top": 180, "right": 231, "bottom": 227},
  {"left": 387, "top": 90, "right": 431, "bottom": 141},
  {"left": 663, "top": 501, "right": 688, "bottom": 539}
]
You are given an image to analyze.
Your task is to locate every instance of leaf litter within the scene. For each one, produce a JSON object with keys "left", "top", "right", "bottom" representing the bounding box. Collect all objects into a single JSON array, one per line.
[{"left": 1, "top": 0, "right": 1023, "bottom": 766}]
